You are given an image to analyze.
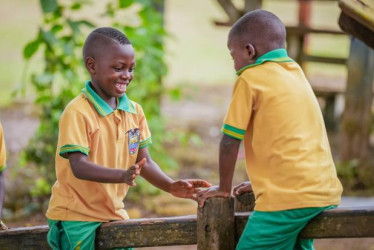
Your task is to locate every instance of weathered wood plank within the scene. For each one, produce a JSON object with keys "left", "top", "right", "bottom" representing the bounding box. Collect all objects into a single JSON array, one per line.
[
  {"left": 235, "top": 207, "right": 374, "bottom": 240},
  {"left": 1, "top": 206, "right": 374, "bottom": 249},
  {"left": 0, "top": 216, "right": 198, "bottom": 250},
  {"left": 0, "top": 225, "right": 49, "bottom": 250},
  {"left": 96, "top": 215, "right": 196, "bottom": 249},
  {"left": 339, "top": 0, "right": 374, "bottom": 32},
  {"left": 338, "top": 0, "right": 374, "bottom": 48},
  {"left": 300, "top": 207, "right": 374, "bottom": 238}
]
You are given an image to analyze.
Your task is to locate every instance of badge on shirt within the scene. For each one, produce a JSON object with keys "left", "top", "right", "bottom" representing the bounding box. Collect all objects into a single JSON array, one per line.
[{"left": 126, "top": 128, "right": 140, "bottom": 155}]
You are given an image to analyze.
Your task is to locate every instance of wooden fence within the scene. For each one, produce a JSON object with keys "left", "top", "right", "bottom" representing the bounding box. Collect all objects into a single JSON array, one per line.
[{"left": 0, "top": 192, "right": 373, "bottom": 249}]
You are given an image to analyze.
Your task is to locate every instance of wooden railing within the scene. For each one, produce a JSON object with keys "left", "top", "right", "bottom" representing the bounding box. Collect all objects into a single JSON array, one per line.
[{"left": 1, "top": 193, "right": 373, "bottom": 250}]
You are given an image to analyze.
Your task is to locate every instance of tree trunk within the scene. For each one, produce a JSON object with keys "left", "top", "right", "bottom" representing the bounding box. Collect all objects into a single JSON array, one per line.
[{"left": 340, "top": 37, "right": 374, "bottom": 163}]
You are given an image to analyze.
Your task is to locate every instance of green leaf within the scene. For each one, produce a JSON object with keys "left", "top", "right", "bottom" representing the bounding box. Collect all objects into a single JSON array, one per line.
[
  {"left": 23, "top": 39, "right": 41, "bottom": 59},
  {"left": 119, "top": 0, "right": 134, "bottom": 8},
  {"left": 40, "top": 0, "right": 58, "bottom": 13},
  {"left": 71, "top": 2, "right": 81, "bottom": 10},
  {"left": 51, "top": 24, "right": 63, "bottom": 33}
]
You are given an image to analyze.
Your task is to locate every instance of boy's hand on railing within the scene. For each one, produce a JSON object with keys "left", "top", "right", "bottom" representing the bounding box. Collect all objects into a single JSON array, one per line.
[
  {"left": 0, "top": 221, "right": 8, "bottom": 230},
  {"left": 169, "top": 179, "right": 212, "bottom": 200},
  {"left": 197, "top": 185, "right": 231, "bottom": 207},
  {"left": 123, "top": 158, "right": 146, "bottom": 186},
  {"left": 233, "top": 181, "right": 253, "bottom": 196}
]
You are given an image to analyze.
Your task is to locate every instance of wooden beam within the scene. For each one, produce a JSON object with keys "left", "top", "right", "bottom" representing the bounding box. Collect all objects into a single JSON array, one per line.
[
  {"left": 338, "top": 11, "right": 374, "bottom": 49},
  {"left": 216, "top": 0, "right": 241, "bottom": 24},
  {"left": 235, "top": 207, "right": 374, "bottom": 239},
  {"left": 286, "top": 26, "right": 346, "bottom": 35},
  {"left": 96, "top": 215, "right": 197, "bottom": 248},
  {"left": 0, "top": 225, "right": 49, "bottom": 250},
  {"left": 301, "top": 54, "right": 347, "bottom": 64},
  {"left": 339, "top": 0, "right": 374, "bottom": 32},
  {"left": 1, "top": 205, "right": 374, "bottom": 249}
]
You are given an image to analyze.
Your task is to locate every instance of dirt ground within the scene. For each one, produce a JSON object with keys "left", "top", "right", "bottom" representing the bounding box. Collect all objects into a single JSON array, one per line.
[{"left": 1, "top": 84, "right": 374, "bottom": 249}]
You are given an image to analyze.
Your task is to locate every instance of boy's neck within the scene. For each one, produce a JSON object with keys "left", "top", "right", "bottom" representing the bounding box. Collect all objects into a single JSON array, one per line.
[{"left": 89, "top": 82, "right": 117, "bottom": 110}]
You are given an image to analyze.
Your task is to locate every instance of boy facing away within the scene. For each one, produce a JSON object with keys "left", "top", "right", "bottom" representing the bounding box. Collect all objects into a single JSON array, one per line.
[
  {"left": 198, "top": 10, "right": 343, "bottom": 250},
  {"left": 46, "top": 27, "right": 211, "bottom": 250}
]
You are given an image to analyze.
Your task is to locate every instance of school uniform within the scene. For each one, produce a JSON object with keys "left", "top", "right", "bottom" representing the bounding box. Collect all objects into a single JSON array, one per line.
[
  {"left": 222, "top": 49, "right": 343, "bottom": 249},
  {"left": 46, "top": 81, "right": 151, "bottom": 250}
]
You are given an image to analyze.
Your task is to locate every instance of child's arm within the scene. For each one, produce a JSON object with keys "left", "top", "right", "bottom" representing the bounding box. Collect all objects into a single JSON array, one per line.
[
  {"left": 68, "top": 152, "right": 146, "bottom": 185},
  {"left": 137, "top": 147, "right": 211, "bottom": 200},
  {"left": 198, "top": 134, "right": 241, "bottom": 207}
]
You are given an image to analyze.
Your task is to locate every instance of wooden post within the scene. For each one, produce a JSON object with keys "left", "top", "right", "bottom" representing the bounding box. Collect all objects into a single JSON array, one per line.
[
  {"left": 234, "top": 192, "right": 255, "bottom": 212},
  {"left": 197, "top": 197, "right": 235, "bottom": 250},
  {"left": 340, "top": 37, "right": 374, "bottom": 163},
  {"left": 297, "top": 0, "right": 312, "bottom": 67}
]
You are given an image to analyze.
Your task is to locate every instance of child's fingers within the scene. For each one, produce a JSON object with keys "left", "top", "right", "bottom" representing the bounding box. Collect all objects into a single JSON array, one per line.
[
  {"left": 136, "top": 158, "right": 147, "bottom": 169},
  {"left": 233, "top": 182, "right": 247, "bottom": 194},
  {"left": 235, "top": 184, "right": 252, "bottom": 196},
  {"left": 191, "top": 180, "right": 212, "bottom": 188},
  {"left": 179, "top": 180, "right": 193, "bottom": 188}
]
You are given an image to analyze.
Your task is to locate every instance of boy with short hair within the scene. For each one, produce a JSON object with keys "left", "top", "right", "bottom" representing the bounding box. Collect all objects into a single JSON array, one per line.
[
  {"left": 46, "top": 27, "right": 211, "bottom": 250},
  {"left": 198, "top": 10, "right": 343, "bottom": 250},
  {"left": 0, "top": 121, "right": 7, "bottom": 230}
]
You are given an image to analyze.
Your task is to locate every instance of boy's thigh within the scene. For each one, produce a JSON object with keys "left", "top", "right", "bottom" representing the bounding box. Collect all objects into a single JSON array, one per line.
[
  {"left": 47, "top": 219, "right": 134, "bottom": 250},
  {"left": 236, "top": 206, "right": 333, "bottom": 250},
  {"left": 47, "top": 219, "right": 101, "bottom": 250}
]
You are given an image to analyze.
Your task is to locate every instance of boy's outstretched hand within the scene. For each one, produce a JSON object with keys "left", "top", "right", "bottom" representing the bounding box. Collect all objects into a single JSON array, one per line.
[
  {"left": 123, "top": 158, "right": 146, "bottom": 186},
  {"left": 233, "top": 181, "right": 252, "bottom": 196},
  {"left": 170, "top": 179, "right": 212, "bottom": 200},
  {"left": 197, "top": 185, "right": 231, "bottom": 207}
]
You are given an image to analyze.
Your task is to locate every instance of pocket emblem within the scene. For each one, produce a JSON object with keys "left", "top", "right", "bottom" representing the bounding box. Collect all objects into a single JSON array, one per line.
[{"left": 126, "top": 128, "right": 140, "bottom": 155}]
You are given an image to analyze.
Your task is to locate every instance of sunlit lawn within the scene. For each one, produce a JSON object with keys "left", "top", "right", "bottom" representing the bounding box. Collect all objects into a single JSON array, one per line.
[{"left": 0, "top": 0, "right": 350, "bottom": 106}]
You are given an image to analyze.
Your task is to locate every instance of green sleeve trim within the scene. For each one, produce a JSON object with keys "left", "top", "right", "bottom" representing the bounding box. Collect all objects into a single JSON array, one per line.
[
  {"left": 59, "top": 144, "right": 89, "bottom": 159},
  {"left": 139, "top": 137, "right": 152, "bottom": 149},
  {"left": 221, "top": 124, "right": 245, "bottom": 140}
]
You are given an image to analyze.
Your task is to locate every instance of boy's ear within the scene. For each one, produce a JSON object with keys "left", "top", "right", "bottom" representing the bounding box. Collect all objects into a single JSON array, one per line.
[
  {"left": 245, "top": 43, "right": 256, "bottom": 60},
  {"left": 85, "top": 57, "right": 96, "bottom": 74}
]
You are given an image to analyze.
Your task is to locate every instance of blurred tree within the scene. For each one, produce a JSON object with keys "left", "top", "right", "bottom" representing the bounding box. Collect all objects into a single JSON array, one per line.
[{"left": 21, "top": 0, "right": 175, "bottom": 201}]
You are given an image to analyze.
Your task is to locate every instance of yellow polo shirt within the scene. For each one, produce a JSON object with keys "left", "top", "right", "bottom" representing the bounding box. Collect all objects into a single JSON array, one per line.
[
  {"left": 0, "top": 121, "right": 6, "bottom": 173},
  {"left": 222, "top": 49, "right": 342, "bottom": 211},
  {"left": 46, "top": 81, "right": 152, "bottom": 222}
]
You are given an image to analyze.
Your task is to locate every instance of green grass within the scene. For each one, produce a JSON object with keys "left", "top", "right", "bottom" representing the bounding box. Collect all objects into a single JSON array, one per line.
[{"left": 0, "top": 0, "right": 350, "bottom": 106}]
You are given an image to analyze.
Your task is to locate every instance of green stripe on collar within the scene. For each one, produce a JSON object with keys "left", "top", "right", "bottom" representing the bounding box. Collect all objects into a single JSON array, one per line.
[
  {"left": 82, "top": 81, "right": 137, "bottom": 116},
  {"left": 236, "top": 49, "right": 294, "bottom": 76}
]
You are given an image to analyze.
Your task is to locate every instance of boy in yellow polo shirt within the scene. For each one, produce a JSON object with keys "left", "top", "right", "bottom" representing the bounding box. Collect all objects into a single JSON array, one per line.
[
  {"left": 198, "top": 10, "right": 342, "bottom": 250},
  {"left": 46, "top": 27, "right": 211, "bottom": 250},
  {"left": 0, "top": 121, "right": 7, "bottom": 230}
]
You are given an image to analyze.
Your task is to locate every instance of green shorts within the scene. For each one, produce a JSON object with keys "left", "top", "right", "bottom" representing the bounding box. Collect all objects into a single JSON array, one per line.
[
  {"left": 236, "top": 205, "right": 336, "bottom": 250},
  {"left": 47, "top": 219, "right": 134, "bottom": 250}
]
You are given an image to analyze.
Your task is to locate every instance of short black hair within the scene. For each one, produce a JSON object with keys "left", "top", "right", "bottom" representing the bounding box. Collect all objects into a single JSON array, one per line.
[
  {"left": 83, "top": 27, "right": 131, "bottom": 59},
  {"left": 229, "top": 10, "right": 286, "bottom": 51}
]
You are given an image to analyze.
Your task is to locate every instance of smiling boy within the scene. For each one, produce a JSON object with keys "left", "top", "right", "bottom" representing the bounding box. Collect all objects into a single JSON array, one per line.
[{"left": 46, "top": 27, "right": 211, "bottom": 250}]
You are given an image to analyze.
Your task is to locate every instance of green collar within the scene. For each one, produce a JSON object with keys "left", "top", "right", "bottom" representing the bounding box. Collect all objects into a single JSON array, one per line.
[
  {"left": 82, "top": 81, "right": 137, "bottom": 116},
  {"left": 236, "top": 48, "right": 294, "bottom": 75}
]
